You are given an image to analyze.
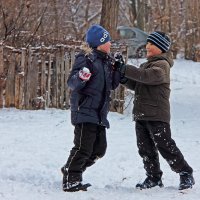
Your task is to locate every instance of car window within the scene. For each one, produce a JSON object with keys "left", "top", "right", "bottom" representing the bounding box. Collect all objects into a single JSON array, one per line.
[{"left": 119, "top": 29, "right": 136, "bottom": 39}]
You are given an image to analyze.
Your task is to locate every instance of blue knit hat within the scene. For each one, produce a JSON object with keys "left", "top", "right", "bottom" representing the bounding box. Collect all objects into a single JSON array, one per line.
[
  {"left": 86, "top": 24, "right": 111, "bottom": 48},
  {"left": 147, "top": 31, "right": 171, "bottom": 52}
]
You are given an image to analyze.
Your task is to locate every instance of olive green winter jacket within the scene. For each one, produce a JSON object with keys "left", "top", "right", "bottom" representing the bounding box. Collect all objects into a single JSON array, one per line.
[{"left": 123, "top": 52, "right": 174, "bottom": 123}]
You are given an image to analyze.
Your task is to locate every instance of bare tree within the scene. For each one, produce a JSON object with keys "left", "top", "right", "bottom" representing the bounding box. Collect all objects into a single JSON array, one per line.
[
  {"left": 136, "top": 0, "right": 145, "bottom": 30},
  {"left": 100, "top": 0, "right": 119, "bottom": 39},
  {"left": 128, "top": 0, "right": 137, "bottom": 25},
  {"left": 0, "top": 1, "right": 26, "bottom": 42},
  {"left": 0, "top": 0, "right": 199, "bottom": 61},
  {"left": 0, "top": 0, "right": 103, "bottom": 46},
  {"left": 51, "top": 0, "right": 59, "bottom": 41},
  {"left": 184, "top": 0, "right": 200, "bottom": 59}
]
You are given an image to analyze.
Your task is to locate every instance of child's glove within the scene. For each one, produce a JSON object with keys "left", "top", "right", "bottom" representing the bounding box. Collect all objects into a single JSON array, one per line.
[
  {"left": 113, "top": 52, "right": 126, "bottom": 78},
  {"left": 79, "top": 67, "right": 91, "bottom": 81},
  {"left": 113, "top": 52, "right": 125, "bottom": 71}
]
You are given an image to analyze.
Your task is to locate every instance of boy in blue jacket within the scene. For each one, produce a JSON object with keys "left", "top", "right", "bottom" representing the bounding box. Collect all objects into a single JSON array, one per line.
[{"left": 61, "top": 24, "right": 121, "bottom": 192}]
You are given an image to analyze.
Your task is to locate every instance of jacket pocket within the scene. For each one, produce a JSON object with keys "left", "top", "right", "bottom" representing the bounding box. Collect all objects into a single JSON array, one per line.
[
  {"left": 78, "top": 95, "right": 88, "bottom": 108},
  {"left": 140, "top": 102, "right": 158, "bottom": 117},
  {"left": 134, "top": 98, "right": 158, "bottom": 117},
  {"left": 78, "top": 95, "right": 93, "bottom": 110}
]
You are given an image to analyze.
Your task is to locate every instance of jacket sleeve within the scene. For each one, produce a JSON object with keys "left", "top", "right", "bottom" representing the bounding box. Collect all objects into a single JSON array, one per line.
[
  {"left": 122, "top": 78, "right": 136, "bottom": 91},
  {"left": 124, "top": 61, "right": 170, "bottom": 85},
  {"left": 111, "top": 70, "right": 121, "bottom": 90},
  {"left": 67, "top": 55, "right": 88, "bottom": 91}
]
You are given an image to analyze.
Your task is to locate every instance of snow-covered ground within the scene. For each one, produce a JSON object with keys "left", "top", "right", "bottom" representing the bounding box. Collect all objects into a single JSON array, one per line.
[{"left": 0, "top": 58, "right": 200, "bottom": 200}]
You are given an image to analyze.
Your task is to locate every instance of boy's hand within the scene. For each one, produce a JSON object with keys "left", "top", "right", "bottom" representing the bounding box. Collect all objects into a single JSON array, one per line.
[
  {"left": 113, "top": 52, "right": 125, "bottom": 71},
  {"left": 113, "top": 52, "right": 126, "bottom": 78},
  {"left": 79, "top": 67, "right": 91, "bottom": 81}
]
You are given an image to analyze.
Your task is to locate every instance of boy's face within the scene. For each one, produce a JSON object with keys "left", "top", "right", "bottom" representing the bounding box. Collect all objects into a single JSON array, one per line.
[
  {"left": 146, "top": 42, "right": 162, "bottom": 58},
  {"left": 97, "top": 41, "right": 111, "bottom": 54}
]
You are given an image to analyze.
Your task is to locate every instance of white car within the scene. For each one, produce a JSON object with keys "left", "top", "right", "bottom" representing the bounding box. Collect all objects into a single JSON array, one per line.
[{"left": 117, "top": 26, "right": 148, "bottom": 58}]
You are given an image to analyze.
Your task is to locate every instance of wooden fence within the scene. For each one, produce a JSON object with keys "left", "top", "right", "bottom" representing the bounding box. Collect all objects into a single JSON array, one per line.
[
  {"left": 0, "top": 43, "right": 127, "bottom": 113},
  {"left": 192, "top": 45, "right": 200, "bottom": 62}
]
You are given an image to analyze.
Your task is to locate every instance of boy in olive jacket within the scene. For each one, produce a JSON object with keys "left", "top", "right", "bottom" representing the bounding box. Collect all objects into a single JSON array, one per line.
[{"left": 119, "top": 31, "right": 195, "bottom": 190}]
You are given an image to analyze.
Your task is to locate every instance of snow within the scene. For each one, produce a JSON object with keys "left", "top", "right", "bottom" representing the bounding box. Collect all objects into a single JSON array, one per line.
[{"left": 1, "top": 58, "right": 200, "bottom": 200}]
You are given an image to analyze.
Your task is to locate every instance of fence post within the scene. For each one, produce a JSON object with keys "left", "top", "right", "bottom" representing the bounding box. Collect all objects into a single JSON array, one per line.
[
  {"left": 5, "top": 52, "right": 16, "bottom": 107},
  {"left": 0, "top": 46, "right": 4, "bottom": 108},
  {"left": 41, "top": 52, "right": 46, "bottom": 106},
  {"left": 65, "top": 51, "right": 70, "bottom": 109},
  {"left": 29, "top": 54, "right": 39, "bottom": 109},
  {"left": 18, "top": 48, "right": 26, "bottom": 109},
  {"left": 46, "top": 53, "right": 52, "bottom": 107},
  {"left": 51, "top": 55, "right": 57, "bottom": 107},
  {"left": 15, "top": 53, "right": 20, "bottom": 108},
  {"left": 24, "top": 46, "right": 31, "bottom": 109},
  {"left": 70, "top": 48, "right": 75, "bottom": 69},
  {"left": 60, "top": 46, "right": 65, "bottom": 109},
  {"left": 56, "top": 50, "right": 61, "bottom": 108},
  {"left": 24, "top": 47, "right": 39, "bottom": 109}
]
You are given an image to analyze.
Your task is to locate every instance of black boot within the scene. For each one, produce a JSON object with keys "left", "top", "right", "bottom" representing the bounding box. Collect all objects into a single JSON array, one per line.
[
  {"left": 61, "top": 167, "right": 91, "bottom": 192},
  {"left": 63, "top": 181, "right": 91, "bottom": 192},
  {"left": 179, "top": 172, "right": 195, "bottom": 190},
  {"left": 136, "top": 176, "right": 164, "bottom": 189}
]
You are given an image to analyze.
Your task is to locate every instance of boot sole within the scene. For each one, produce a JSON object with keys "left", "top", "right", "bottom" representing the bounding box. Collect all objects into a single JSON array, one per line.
[
  {"left": 63, "top": 183, "right": 91, "bottom": 192},
  {"left": 136, "top": 183, "right": 164, "bottom": 190}
]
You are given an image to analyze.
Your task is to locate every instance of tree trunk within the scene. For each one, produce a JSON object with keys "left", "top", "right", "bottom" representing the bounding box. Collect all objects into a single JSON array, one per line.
[
  {"left": 100, "top": 0, "right": 119, "bottom": 39},
  {"left": 129, "top": 0, "right": 137, "bottom": 25},
  {"left": 51, "top": 0, "right": 59, "bottom": 41},
  {"left": 184, "top": 0, "right": 195, "bottom": 60},
  {"left": 137, "top": 0, "right": 145, "bottom": 30}
]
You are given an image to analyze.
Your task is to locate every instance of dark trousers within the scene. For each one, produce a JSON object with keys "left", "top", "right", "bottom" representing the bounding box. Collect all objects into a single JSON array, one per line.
[
  {"left": 135, "top": 120, "right": 193, "bottom": 179},
  {"left": 64, "top": 123, "right": 107, "bottom": 181}
]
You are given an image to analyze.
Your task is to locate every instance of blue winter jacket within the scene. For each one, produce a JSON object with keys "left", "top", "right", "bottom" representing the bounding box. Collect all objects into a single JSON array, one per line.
[{"left": 67, "top": 49, "right": 120, "bottom": 128}]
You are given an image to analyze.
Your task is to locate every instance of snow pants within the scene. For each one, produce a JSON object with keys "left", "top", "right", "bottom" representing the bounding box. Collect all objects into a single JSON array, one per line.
[
  {"left": 64, "top": 123, "right": 107, "bottom": 182},
  {"left": 135, "top": 120, "right": 193, "bottom": 179}
]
